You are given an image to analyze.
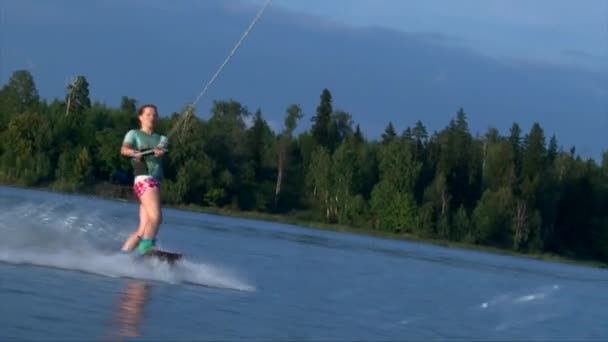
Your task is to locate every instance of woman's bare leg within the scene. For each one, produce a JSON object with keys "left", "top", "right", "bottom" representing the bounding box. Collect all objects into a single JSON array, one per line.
[
  {"left": 121, "top": 204, "right": 148, "bottom": 251},
  {"left": 138, "top": 186, "right": 162, "bottom": 240}
]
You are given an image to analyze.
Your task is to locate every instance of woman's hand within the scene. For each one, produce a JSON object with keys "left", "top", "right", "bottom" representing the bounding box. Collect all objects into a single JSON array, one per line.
[
  {"left": 153, "top": 148, "right": 165, "bottom": 158},
  {"left": 132, "top": 150, "right": 143, "bottom": 160}
]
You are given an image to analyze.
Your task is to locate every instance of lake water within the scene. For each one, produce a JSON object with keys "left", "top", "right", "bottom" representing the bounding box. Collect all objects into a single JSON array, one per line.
[{"left": 0, "top": 185, "right": 607, "bottom": 341}]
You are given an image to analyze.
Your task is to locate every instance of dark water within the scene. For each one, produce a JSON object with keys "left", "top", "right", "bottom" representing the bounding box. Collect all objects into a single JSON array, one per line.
[{"left": 0, "top": 186, "right": 607, "bottom": 341}]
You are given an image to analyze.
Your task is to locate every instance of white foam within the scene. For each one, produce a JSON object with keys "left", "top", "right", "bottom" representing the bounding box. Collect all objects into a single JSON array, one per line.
[
  {"left": 0, "top": 248, "right": 255, "bottom": 291},
  {"left": 515, "top": 293, "right": 545, "bottom": 303},
  {"left": 0, "top": 201, "right": 256, "bottom": 292},
  {"left": 480, "top": 284, "right": 560, "bottom": 309}
]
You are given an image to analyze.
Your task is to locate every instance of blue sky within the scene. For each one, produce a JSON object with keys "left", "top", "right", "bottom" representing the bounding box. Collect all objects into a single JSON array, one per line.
[
  {"left": 253, "top": 0, "right": 608, "bottom": 71},
  {"left": 1, "top": 0, "right": 607, "bottom": 158}
]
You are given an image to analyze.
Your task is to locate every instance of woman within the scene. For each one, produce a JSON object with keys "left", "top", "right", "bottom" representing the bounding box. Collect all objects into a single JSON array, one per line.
[{"left": 120, "top": 104, "right": 168, "bottom": 256}]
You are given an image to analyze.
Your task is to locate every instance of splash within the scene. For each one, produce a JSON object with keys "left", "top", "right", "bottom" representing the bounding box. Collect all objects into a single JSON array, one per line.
[
  {"left": 479, "top": 284, "right": 561, "bottom": 310},
  {"left": 477, "top": 284, "right": 562, "bottom": 332},
  {"left": 0, "top": 201, "right": 255, "bottom": 292}
]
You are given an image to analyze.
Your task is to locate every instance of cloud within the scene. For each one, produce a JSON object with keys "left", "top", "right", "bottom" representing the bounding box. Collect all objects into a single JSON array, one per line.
[
  {"left": 562, "top": 49, "right": 597, "bottom": 59},
  {"left": 260, "top": 0, "right": 607, "bottom": 72},
  {"left": 410, "top": 31, "right": 463, "bottom": 44},
  {"left": 429, "top": 70, "right": 448, "bottom": 85},
  {"left": 561, "top": 49, "right": 608, "bottom": 65}
]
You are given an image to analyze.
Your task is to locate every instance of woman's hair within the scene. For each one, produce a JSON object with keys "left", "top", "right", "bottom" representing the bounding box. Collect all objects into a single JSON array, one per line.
[{"left": 137, "top": 104, "right": 158, "bottom": 116}]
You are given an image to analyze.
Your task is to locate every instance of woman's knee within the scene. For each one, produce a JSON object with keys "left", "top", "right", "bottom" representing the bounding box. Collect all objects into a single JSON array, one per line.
[{"left": 147, "top": 209, "right": 161, "bottom": 226}]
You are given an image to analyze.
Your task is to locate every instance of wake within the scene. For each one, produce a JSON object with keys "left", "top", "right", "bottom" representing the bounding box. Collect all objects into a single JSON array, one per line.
[
  {"left": 0, "top": 200, "right": 255, "bottom": 292},
  {"left": 474, "top": 283, "right": 563, "bottom": 333}
]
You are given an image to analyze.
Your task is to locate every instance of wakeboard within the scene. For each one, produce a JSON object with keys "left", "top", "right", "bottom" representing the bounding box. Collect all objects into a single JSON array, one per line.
[{"left": 144, "top": 249, "right": 183, "bottom": 264}]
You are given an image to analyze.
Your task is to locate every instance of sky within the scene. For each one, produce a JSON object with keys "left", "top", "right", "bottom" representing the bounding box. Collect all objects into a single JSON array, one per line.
[
  {"left": 1, "top": 0, "right": 607, "bottom": 159},
  {"left": 252, "top": 0, "right": 608, "bottom": 72}
]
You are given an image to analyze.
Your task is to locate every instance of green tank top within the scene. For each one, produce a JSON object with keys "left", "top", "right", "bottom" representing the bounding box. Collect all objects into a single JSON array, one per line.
[{"left": 122, "top": 129, "right": 168, "bottom": 181}]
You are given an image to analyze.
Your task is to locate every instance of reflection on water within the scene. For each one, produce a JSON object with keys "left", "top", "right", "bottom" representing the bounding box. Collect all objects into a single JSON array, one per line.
[{"left": 108, "top": 281, "right": 150, "bottom": 341}]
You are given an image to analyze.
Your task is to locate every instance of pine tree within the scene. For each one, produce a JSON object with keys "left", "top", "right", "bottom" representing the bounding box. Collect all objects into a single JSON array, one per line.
[
  {"left": 311, "top": 88, "right": 333, "bottom": 149},
  {"left": 65, "top": 75, "right": 91, "bottom": 115},
  {"left": 275, "top": 104, "right": 303, "bottom": 210},
  {"left": 381, "top": 122, "right": 396, "bottom": 145},
  {"left": 0, "top": 70, "right": 40, "bottom": 130}
]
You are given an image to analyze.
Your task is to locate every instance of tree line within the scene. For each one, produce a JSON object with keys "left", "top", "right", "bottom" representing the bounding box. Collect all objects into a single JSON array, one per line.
[{"left": 1, "top": 69, "right": 607, "bottom": 262}]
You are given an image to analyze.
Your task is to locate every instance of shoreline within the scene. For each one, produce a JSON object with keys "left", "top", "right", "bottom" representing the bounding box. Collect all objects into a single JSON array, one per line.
[{"left": 2, "top": 181, "right": 607, "bottom": 270}]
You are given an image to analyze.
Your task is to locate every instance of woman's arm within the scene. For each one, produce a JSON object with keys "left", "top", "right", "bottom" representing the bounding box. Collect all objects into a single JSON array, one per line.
[
  {"left": 121, "top": 130, "right": 139, "bottom": 158},
  {"left": 121, "top": 143, "right": 138, "bottom": 158}
]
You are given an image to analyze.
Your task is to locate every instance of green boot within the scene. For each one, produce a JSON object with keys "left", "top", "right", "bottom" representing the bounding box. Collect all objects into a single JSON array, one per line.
[{"left": 136, "top": 238, "right": 155, "bottom": 256}]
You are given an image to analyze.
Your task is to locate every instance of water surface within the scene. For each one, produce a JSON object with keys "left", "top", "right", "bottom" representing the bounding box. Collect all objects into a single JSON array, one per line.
[{"left": 1, "top": 186, "right": 607, "bottom": 340}]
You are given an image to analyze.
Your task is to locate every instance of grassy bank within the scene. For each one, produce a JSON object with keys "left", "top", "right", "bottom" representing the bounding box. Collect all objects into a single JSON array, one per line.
[{"left": 2, "top": 180, "right": 607, "bottom": 270}]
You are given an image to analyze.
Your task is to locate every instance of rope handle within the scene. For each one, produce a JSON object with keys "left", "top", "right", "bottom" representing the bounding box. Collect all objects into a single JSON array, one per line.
[{"left": 131, "top": 147, "right": 168, "bottom": 158}]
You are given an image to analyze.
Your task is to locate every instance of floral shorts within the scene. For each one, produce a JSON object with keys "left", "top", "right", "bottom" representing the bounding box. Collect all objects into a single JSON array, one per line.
[{"left": 133, "top": 176, "right": 159, "bottom": 199}]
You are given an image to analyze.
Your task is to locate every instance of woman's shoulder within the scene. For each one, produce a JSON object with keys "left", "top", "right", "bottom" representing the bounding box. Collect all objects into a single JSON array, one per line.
[{"left": 123, "top": 129, "right": 139, "bottom": 143}]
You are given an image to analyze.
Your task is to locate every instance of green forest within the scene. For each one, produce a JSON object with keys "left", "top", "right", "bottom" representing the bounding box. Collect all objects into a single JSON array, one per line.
[{"left": 1, "top": 69, "right": 608, "bottom": 263}]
